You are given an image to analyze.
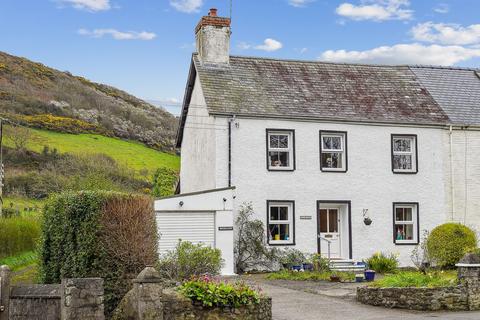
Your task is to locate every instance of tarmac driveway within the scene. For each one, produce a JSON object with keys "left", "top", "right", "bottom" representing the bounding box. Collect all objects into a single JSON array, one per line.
[{"left": 243, "top": 275, "right": 480, "bottom": 320}]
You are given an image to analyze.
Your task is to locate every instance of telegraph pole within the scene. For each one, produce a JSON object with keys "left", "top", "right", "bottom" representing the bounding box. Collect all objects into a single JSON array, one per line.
[{"left": 0, "top": 118, "right": 3, "bottom": 217}]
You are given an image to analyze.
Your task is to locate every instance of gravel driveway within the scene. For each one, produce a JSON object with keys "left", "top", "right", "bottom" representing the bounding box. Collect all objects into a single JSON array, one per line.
[{"left": 242, "top": 275, "right": 480, "bottom": 320}]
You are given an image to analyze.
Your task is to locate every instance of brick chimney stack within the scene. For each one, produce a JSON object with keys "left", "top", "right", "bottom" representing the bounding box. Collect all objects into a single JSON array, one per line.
[{"left": 195, "top": 8, "right": 231, "bottom": 65}]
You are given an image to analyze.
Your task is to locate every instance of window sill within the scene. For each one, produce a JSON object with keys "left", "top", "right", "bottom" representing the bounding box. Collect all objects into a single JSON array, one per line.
[
  {"left": 393, "top": 170, "right": 418, "bottom": 174},
  {"left": 394, "top": 241, "right": 418, "bottom": 245},
  {"left": 321, "top": 168, "right": 347, "bottom": 173},
  {"left": 268, "top": 167, "right": 295, "bottom": 172},
  {"left": 268, "top": 241, "right": 295, "bottom": 246}
]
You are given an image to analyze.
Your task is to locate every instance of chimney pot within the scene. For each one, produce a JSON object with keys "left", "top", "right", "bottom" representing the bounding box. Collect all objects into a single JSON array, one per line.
[{"left": 209, "top": 8, "right": 218, "bottom": 16}]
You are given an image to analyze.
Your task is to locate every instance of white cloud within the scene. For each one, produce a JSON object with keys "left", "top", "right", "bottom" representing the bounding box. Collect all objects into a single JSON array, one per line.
[
  {"left": 319, "top": 43, "right": 480, "bottom": 66},
  {"left": 169, "top": 0, "right": 203, "bottom": 13},
  {"left": 254, "top": 39, "right": 283, "bottom": 52},
  {"left": 412, "top": 22, "right": 480, "bottom": 46},
  {"left": 58, "top": 0, "right": 111, "bottom": 11},
  {"left": 434, "top": 3, "right": 449, "bottom": 14},
  {"left": 336, "top": 0, "right": 413, "bottom": 21},
  {"left": 288, "top": 0, "right": 314, "bottom": 8},
  {"left": 78, "top": 28, "right": 156, "bottom": 40}
]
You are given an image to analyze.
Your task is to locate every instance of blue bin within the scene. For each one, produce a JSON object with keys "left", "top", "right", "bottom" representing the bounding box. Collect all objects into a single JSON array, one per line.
[
  {"left": 302, "top": 263, "right": 314, "bottom": 271},
  {"left": 364, "top": 270, "right": 376, "bottom": 282}
]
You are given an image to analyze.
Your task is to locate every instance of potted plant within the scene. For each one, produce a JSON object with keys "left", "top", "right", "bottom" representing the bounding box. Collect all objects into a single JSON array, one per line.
[
  {"left": 280, "top": 248, "right": 306, "bottom": 271},
  {"left": 330, "top": 273, "right": 341, "bottom": 282}
]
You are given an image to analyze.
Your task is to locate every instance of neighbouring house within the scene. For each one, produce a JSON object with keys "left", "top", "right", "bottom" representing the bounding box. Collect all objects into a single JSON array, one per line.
[{"left": 155, "top": 8, "right": 480, "bottom": 269}]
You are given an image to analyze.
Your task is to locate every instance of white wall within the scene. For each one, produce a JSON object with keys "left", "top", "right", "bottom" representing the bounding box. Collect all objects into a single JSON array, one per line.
[
  {"left": 180, "top": 76, "right": 216, "bottom": 193},
  {"left": 445, "top": 130, "right": 480, "bottom": 233},
  {"left": 155, "top": 187, "right": 236, "bottom": 275},
  {"left": 218, "top": 117, "right": 448, "bottom": 265}
]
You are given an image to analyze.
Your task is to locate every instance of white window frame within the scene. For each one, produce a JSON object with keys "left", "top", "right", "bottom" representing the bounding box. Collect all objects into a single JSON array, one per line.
[
  {"left": 392, "top": 135, "right": 417, "bottom": 173},
  {"left": 267, "top": 130, "right": 294, "bottom": 171},
  {"left": 320, "top": 131, "right": 347, "bottom": 172},
  {"left": 393, "top": 203, "right": 419, "bottom": 245},
  {"left": 267, "top": 201, "right": 294, "bottom": 245}
]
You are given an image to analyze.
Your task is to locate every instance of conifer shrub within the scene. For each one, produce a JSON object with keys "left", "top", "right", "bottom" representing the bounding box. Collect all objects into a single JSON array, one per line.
[
  {"left": 39, "top": 191, "right": 158, "bottom": 316},
  {"left": 426, "top": 223, "right": 477, "bottom": 268}
]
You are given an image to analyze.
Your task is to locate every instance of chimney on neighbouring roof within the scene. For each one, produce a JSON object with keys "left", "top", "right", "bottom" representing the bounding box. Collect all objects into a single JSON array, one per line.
[{"left": 195, "top": 8, "right": 231, "bottom": 65}]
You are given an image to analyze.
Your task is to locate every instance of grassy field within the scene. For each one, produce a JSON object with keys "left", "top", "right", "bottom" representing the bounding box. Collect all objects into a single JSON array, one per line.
[
  {"left": 4, "top": 127, "right": 180, "bottom": 174},
  {"left": 3, "top": 196, "right": 44, "bottom": 215}
]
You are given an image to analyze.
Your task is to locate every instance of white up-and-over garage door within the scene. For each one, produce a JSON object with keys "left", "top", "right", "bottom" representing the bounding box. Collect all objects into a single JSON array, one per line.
[{"left": 156, "top": 211, "right": 215, "bottom": 254}]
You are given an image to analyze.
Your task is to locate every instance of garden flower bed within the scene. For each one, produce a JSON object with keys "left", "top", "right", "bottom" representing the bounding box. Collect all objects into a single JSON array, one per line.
[{"left": 266, "top": 270, "right": 355, "bottom": 282}]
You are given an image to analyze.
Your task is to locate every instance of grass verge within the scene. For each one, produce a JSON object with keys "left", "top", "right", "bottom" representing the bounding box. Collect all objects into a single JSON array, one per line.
[{"left": 370, "top": 271, "right": 458, "bottom": 288}]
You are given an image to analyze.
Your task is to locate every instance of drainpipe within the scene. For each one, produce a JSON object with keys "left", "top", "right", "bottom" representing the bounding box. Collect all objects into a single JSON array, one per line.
[
  {"left": 228, "top": 116, "right": 236, "bottom": 187},
  {"left": 449, "top": 125, "right": 455, "bottom": 221},
  {"left": 464, "top": 128, "right": 468, "bottom": 224}
]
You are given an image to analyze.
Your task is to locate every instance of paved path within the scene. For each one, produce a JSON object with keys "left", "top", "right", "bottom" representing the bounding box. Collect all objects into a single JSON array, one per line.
[{"left": 252, "top": 279, "right": 480, "bottom": 320}]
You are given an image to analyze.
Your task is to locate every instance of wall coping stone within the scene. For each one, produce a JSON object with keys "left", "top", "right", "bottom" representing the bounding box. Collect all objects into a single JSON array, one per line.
[{"left": 456, "top": 264, "right": 480, "bottom": 267}]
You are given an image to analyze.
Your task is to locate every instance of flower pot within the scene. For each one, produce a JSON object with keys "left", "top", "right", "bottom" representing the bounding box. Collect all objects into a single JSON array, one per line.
[
  {"left": 291, "top": 265, "right": 302, "bottom": 272},
  {"left": 330, "top": 275, "right": 341, "bottom": 282},
  {"left": 364, "top": 270, "right": 376, "bottom": 282},
  {"left": 355, "top": 274, "right": 364, "bottom": 283},
  {"left": 302, "top": 263, "right": 314, "bottom": 271}
]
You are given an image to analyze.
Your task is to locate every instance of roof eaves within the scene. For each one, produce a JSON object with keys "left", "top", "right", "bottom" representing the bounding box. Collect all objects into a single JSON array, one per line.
[{"left": 175, "top": 55, "right": 197, "bottom": 148}]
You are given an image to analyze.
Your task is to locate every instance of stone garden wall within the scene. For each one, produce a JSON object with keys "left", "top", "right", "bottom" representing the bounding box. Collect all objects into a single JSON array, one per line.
[
  {"left": 0, "top": 265, "right": 104, "bottom": 320},
  {"left": 357, "top": 286, "right": 469, "bottom": 311},
  {"left": 357, "top": 254, "right": 480, "bottom": 311},
  {"left": 112, "top": 267, "right": 272, "bottom": 320}
]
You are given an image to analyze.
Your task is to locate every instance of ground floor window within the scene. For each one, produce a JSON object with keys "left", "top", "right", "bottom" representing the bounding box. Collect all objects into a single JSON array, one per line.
[
  {"left": 393, "top": 202, "right": 419, "bottom": 245},
  {"left": 267, "top": 201, "right": 295, "bottom": 245}
]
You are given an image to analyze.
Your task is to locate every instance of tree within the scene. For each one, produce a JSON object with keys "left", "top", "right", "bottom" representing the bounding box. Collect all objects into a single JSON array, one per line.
[
  {"left": 234, "top": 203, "right": 280, "bottom": 273},
  {"left": 4, "top": 124, "right": 31, "bottom": 151}
]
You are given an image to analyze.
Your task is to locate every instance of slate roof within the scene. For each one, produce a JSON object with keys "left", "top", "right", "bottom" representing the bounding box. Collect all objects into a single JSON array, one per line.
[
  {"left": 193, "top": 54, "right": 449, "bottom": 125},
  {"left": 411, "top": 67, "right": 480, "bottom": 125},
  {"left": 177, "top": 54, "right": 480, "bottom": 147}
]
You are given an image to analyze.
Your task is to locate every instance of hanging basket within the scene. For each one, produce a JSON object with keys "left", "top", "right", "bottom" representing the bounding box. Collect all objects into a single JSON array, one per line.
[{"left": 364, "top": 217, "right": 372, "bottom": 226}]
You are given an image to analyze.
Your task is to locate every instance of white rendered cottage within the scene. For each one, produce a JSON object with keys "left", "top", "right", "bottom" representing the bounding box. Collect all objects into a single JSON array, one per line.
[{"left": 156, "top": 9, "right": 480, "bottom": 268}]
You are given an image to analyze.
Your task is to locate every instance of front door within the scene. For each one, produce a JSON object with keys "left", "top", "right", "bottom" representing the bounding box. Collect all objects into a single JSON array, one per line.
[{"left": 318, "top": 208, "right": 341, "bottom": 258}]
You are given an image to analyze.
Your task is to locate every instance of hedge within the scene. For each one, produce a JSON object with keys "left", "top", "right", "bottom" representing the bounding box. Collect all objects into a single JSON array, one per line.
[{"left": 39, "top": 191, "right": 158, "bottom": 316}]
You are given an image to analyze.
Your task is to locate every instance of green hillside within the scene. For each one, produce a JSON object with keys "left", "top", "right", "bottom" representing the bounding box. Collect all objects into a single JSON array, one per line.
[{"left": 3, "top": 127, "right": 179, "bottom": 174}]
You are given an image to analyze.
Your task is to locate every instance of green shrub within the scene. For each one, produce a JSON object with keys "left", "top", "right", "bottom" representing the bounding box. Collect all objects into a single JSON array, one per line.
[
  {"left": 309, "top": 254, "right": 331, "bottom": 272},
  {"left": 426, "top": 223, "right": 477, "bottom": 268},
  {"left": 279, "top": 248, "right": 306, "bottom": 268},
  {"left": 151, "top": 167, "right": 177, "bottom": 197},
  {"left": 371, "top": 270, "right": 457, "bottom": 288},
  {"left": 156, "top": 241, "right": 223, "bottom": 281},
  {"left": 365, "top": 252, "right": 399, "bottom": 273},
  {"left": 39, "top": 191, "right": 158, "bottom": 317},
  {"left": 0, "top": 215, "right": 40, "bottom": 258},
  {"left": 266, "top": 270, "right": 355, "bottom": 282},
  {"left": 179, "top": 277, "right": 260, "bottom": 308}
]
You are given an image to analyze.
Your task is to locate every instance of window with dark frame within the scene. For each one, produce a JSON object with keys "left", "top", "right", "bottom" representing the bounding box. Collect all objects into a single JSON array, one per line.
[
  {"left": 267, "top": 130, "right": 294, "bottom": 170},
  {"left": 392, "top": 135, "right": 417, "bottom": 173},
  {"left": 267, "top": 201, "right": 294, "bottom": 245},
  {"left": 320, "top": 131, "right": 347, "bottom": 172},
  {"left": 393, "top": 203, "right": 419, "bottom": 245}
]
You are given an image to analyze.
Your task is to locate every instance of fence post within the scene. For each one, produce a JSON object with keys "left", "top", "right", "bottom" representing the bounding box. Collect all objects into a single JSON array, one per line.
[
  {"left": 457, "top": 253, "right": 480, "bottom": 310},
  {"left": 0, "top": 265, "right": 11, "bottom": 320}
]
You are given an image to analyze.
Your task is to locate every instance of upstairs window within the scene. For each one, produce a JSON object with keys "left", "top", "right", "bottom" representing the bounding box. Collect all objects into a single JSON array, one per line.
[
  {"left": 267, "top": 201, "right": 295, "bottom": 245},
  {"left": 393, "top": 203, "right": 419, "bottom": 245},
  {"left": 392, "top": 135, "right": 418, "bottom": 173},
  {"left": 267, "top": 130, "right": 295, "bottom": 171},
  {"left": 320, "top": 131, "right": 347, "bottom": 172}
]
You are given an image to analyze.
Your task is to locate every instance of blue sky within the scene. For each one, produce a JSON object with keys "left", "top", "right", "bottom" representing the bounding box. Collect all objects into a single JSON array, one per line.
[{"left": 1, "top": 0, "right": 479, "bottom": 114}]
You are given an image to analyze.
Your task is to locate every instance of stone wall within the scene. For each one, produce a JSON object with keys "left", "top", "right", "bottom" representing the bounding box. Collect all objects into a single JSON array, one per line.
[
  {"left": 162, "top": 289, "right": 272, "bottom": 320},
  {"left": 0, "top": 265, "right": 105, "bottom": 320},
  {"left": 357, "top": 254, "right": 480, "bottom": 311},
  {"left": 61, "top": 278, "right": 104, "bottom": 320},
  {"left": 112, "top": 267, "right": 272, "bottom": 320},
  {"left": 357, "top": 286, "right": 469, "bottom": 311},
  {"left": 9, "top": 284, "right": 61, "bottom": 320}
]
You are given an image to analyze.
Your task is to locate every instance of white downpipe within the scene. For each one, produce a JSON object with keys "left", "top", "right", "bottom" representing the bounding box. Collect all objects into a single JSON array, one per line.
[
  {"left": 464, "top": 130, "right": 468, "bottom": 224},
  {"left": 449, "top": 125, "right": 455, "bottom": 221}
]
